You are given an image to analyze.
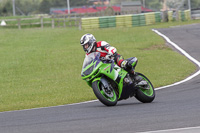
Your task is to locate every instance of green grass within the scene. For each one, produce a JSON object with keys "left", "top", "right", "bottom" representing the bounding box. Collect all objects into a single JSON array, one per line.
[{"left": 0, "top": 20, "right": 199, "bottom": 112}]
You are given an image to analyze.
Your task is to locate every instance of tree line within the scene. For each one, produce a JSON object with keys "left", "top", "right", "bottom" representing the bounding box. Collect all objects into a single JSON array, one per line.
[
  {"left": 0, "top": 0, "right": 200, "bottom": 16},
  {"left": 0, "top": 0, "right": 92, "bottom": 16}
]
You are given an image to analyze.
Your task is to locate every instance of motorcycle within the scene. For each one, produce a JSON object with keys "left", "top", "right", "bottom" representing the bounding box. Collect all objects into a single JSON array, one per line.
[{"left": 81, "top": 52, "right": 155, "bottom": 106}]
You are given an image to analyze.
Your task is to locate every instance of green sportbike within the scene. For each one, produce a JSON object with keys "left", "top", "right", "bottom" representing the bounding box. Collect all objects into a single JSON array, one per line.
[{"left": 81, "top": 52, "right": 155, "bottom": 106}]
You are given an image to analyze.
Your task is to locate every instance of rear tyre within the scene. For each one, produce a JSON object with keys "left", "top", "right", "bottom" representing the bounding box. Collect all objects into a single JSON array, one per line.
[
  {"left": 135, "top": 73, "right": 155, "bottom": 103},
  {"left": 92, "top": 80, "right": 117, "bottom": 106}
]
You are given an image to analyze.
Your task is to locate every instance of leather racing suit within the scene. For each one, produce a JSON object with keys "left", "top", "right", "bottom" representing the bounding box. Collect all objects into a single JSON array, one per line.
[{"left": 86, "top": 41, "right": 125, "bottom": 68}]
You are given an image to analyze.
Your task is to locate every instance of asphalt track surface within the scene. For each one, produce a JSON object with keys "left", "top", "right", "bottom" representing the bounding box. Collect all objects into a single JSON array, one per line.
[{"left": 1, "top": 24, "right": 200, "bottom": 133}]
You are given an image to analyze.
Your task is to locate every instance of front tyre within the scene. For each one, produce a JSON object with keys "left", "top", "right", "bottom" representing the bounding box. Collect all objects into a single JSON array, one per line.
[
  {"left": 92, "top": 80, "right": 117, "bottom": 106},
  {"left": 135, "top": 73, "right": 155, "bottom": 103}
]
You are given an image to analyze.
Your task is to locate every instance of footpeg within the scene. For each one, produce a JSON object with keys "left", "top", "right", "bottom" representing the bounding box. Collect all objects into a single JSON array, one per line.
[{"left": 135, "top": 81, "right": 149, "bottom": 90}]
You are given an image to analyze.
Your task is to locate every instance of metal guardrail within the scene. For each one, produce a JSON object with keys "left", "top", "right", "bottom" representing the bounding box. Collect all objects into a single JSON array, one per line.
[
  {"left": 191, "top": 10, "right": 200, "bottom": 19},
  {"left": 191, "top": 10, "right": 200, "bottom": 14}
]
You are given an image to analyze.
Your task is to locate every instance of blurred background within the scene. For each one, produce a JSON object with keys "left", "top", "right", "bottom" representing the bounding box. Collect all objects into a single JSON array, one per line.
[
  {"left": 0, "top": 0, "right": 200, "bottom": 29},
  {"left": 0, "top": 0, "right": 199, "bottom": 16}
]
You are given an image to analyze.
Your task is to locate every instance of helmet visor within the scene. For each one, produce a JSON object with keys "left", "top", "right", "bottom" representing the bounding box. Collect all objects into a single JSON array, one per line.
[{"left": 83, "top": 43, "right": 89, "bottom": 50}]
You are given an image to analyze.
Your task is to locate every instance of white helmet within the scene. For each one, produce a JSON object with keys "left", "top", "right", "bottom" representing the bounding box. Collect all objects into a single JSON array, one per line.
[{"left": 80, "top": 34, "right": 96, "bottom": 53}]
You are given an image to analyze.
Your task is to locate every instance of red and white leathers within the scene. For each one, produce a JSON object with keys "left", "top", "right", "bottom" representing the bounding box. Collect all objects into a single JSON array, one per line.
[{"left": 86, "top": 41, "right": 126, "bottom": 68}]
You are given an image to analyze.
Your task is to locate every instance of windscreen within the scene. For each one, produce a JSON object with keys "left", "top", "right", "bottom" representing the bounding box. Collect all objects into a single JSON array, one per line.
[{"left": 82, "top": 52, "right": 100, "bottom": 71}]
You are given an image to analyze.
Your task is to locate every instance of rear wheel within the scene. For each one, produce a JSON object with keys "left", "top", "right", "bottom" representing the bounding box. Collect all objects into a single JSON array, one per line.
[
  {"left": 134, "top": 73, "right": 155, "bottom": 103},
  {"left": 92, "top": 80, "right": 117, "bottom": 106}
]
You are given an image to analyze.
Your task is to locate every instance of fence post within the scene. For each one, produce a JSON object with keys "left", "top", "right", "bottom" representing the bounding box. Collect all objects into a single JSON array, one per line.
[
  {"left": 40, "top": 16, "right": 43, "bottom": 29},
  {"left": 75, "top": 14, "right": 77, "bottom": 26},
  {"left": 52, "top": 15, "right": 55, "bottom": 28},
  {"left": 56, "top": 15, "right": 60, "bottom": 27},
  {"left": 18, "top": 18, "right": 21, "bottom": 29},
  {"left": 79, "top": 18, "right": 82, "bottom": 30},
  {"left": 68, "top": 14, "right": 71, "bottom": 27},
  {"left": 64, "top": 15, "right": 66, "bottom": 28}
]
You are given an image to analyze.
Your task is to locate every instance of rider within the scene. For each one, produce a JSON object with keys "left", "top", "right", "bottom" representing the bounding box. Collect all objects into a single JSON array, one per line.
[{"left": 80, "top": 33, "right": 136, "bottom": 75}]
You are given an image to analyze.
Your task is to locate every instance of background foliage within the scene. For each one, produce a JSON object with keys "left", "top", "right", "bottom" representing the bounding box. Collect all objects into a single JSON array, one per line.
[
  {"left": 0, "top": 0, "right": 91, "bottom": 15},
  {"left": 0, "top": 0, "right": 200, "bottom": 16}
]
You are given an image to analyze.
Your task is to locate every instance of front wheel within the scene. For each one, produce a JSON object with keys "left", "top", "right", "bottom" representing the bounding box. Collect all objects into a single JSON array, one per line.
[
  {"left": 92, "top": 80, "right": 117, "bottom": 106},
  {"left": 134, "top": 73, "right": 155, "bottom": 103}
]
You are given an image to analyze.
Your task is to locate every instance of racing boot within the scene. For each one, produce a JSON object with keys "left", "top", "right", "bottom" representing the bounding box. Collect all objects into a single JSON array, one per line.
[{"left": 121, "top": 59, "right": 143, "bottom": 84}]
